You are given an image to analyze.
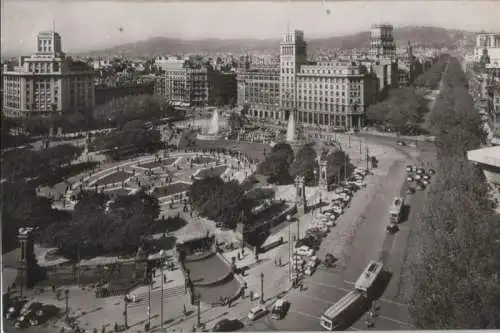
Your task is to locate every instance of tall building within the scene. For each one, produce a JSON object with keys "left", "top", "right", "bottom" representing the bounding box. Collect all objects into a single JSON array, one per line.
[
  {"left": 280, "top": 30, "right": 308, "bottom": 118},
  {"left": 2, "top": 31, "right": 95, "bottom": 118},
  {"left": 237, "top": 30, "right": 380, "bottom": 129},
  {"left": 368, "top": 24, "right": 396, "bottom": 59}
]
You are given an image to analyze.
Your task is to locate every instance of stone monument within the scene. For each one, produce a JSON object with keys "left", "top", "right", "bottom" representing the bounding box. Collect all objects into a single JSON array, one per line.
[
  {"left": 319, "top": 159, "right": 328, "bottom": 191},
  {"left": 295, "top": 176, "right": 307, "bottom": 215}
]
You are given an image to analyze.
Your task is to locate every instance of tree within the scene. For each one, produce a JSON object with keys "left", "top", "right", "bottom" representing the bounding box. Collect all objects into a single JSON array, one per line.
[
  {"left": 188, "top": 177, "right": 255, "bottom": 229},
  {"left": 2, "top": 182, "right": 67, "bottom": 253},
  {"left": 257, "top": 143, "right": 294, "bottom": 184},
  {"left": 289, "top": 143, "right": 318, "bottom": 186},
  {"left": 324, "top": 149, "right": 351, "bottom": 184},
  {"left": 91, "top": 121, "right": 163, "bottom": 160},
  {"left": 407, "top": 56, "right": 500, "bottom": 329},
  {"left": 92, "top": 95, "right": 175, "bottom": 128},
  {"left": 41, "top": 190, "right": 160, "bottom": 259},
  {"left": 228, "top": 112, "right": 243, "bottom": 131}
]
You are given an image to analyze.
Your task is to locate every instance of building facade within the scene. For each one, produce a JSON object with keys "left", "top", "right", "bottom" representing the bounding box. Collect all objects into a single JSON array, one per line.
[
  {"left": 474, "top": 33, "right": 500, "bottom": 67},
  {"left": 368, "top": 24, "right": 396, "bottom": 59},
  {"left": 295, "top": 62, "right": 379, "bottom": 128},
  {"left": 2, "top": 31, "right": 95, "bottom": 118},
  {"left": 237, "top": 65, "right": 280, "bottom": 118},
  {"left": 236, "top": 30, "right": 380, "bottom": 128}
]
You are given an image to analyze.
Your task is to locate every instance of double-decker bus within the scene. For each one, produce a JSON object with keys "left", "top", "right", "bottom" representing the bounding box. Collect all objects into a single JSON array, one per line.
[{"left": 389, "top": 197, "right": 404, "bottom": 224}]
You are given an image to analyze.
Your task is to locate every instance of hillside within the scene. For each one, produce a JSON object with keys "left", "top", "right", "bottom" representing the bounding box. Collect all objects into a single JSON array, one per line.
[{"left": 78, "top": 26, "right": 476, "bottom": 57}]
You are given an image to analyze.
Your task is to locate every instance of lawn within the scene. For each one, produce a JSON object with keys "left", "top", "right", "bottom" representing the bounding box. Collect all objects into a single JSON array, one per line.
[
  {"left": 195, "top": 165, "right": 227, "bottom": 179},
  {"left": 139, "top": 157, "right": 178, "bottom": 169},
  {"left": 152, "top": 182, "right": 191, "bottom": 197},
  {"left": 94, "top": 171, "right": 132, "bottom": 186}
]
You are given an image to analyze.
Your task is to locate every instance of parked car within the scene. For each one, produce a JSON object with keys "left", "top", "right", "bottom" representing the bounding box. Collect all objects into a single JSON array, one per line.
[
  {"left": 4, "top": 297, "right": 28, "bottom": 320},
  {"left": 422, "top": 179, "right": 430, "bottom": 185},
  {"left": 396, "top": 140, "right": 406, "bottom": 146},
  {"left": 423, "top": 174, "right": 431, "bottom": 180},
  {"left": 414, "top": 174, "right": 422, "bottom": 180},
  {"left": 406, "top": 165, "right": 413, "bottom": 172},
  {"left": 248, "top": 304, "right": 268, "bottom": 321},
  {"left": 294, "top": 246, "right": 315, "bottom": 257},
  {"left": 416, "top": 182, "right": 426, "bottom": 190},
  {"left": 331, "top": 205, "right": 343, "bottom": 215},
  {"left": 305, "top": 257, "right": 320, "bottom": 276},
  {"left": 213, "top": 318, "right": 243, "bottom": 331},
  {"left": 428, "top": 168, "right": 436, "bottom": 175},
  {"left": 355, "top": 180, "right": 366, "bottom": 188},
  {"left": 407, "top": 176, "right": 414, "bottom": 182},
  {"left": 406, "top": 187, "right": 416, "bottom": 195}
]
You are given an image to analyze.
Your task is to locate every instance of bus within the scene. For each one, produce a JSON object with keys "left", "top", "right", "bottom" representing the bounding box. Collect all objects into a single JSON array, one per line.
[
  {"left": 389, "top": 197, "right": 404, "bottom": 224},
  {"left": 320, "top": 290, "right": 367, "bottom": 330},
  {"left": 354, "top": 261, "right": 384, "bottom": 294}
]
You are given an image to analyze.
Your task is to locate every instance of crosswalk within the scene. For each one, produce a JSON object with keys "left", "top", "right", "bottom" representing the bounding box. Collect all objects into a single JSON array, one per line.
[{"left": 128, "top": 285, "right": 187, "bottom": 309}]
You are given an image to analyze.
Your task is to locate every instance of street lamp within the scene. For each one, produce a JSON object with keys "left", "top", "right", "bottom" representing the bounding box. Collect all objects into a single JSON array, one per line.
[
  {"left": 260, "top": 273, "right": 264, "bottom": 304},
  {"left": 123, "top": 296, "right": 129, "bottom": 328},
  {"left": 64, "top": 289, "right": 69, "bottom": 319}
]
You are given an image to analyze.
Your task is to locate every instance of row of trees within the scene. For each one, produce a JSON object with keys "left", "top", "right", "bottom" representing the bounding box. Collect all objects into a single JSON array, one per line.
[
  {"left": 5, "top": 95, "right": 180, "bottom": 138},
  {"left": 413, "top": 54, "right": 450, "bottom": 90},
  {"left": 89, "top": 120, "right": 163, "bottom": 160},
  {"left": 40, "top": 190, "right": 160, "bottom": 260},
  {"left": 258, "top": 142, "right": 351, "bottom": 186},
  {"left": 365, "top": 87, "right": 429, "bottom": 134},
  {"left": 408, "top": 57, "right": 500, "bottom": 328},
  {"left": 2, "top": 144, "right": 84, "bottom": 182}
]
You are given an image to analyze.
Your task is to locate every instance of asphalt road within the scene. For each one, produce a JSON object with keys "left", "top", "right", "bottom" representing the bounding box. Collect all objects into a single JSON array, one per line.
[{"left": 244, "top": 134, "right": 436, "bottom": 331}]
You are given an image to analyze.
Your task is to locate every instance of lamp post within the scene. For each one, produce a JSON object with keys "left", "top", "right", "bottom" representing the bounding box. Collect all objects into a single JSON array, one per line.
[
  {"left": 260, "top": 273, "right": 264, "bottom": 304},
  {"left": 196, "top": 293, "right": 201, "bottom": 327},
  {"left": 160, "top": 252, "right": 166, "bottom": 329},
  {"left": 123, "top": 296, "right": 129, "bottom": 329},
  {"left": 64, "top": 289, "right": 69, "bottom": 319}
]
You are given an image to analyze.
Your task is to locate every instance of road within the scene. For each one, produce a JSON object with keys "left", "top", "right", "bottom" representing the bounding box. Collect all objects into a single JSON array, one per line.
[{"left": 243, "top": 133, "right": 436, "bottom": 331}]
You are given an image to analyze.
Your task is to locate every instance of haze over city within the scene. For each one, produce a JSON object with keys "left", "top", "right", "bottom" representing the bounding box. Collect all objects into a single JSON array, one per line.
[{"left": 2, "top": 0, "right": 500, "bottom": 55}]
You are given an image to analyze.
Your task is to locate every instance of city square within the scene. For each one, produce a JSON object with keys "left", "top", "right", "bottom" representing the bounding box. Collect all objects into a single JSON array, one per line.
[{"left": 2, "top": 1, "right": 500, "bottom": 333}]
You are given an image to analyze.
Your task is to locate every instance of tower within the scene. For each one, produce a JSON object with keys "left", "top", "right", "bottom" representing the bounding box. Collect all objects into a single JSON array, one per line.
[
  {"left": 407, "top": 41, "right": 413, "bottom": 60},
  {"left": 295, "top": 175, "right": 307, "bottom": 215},
  {"left": 280, "top": 30, "right": 307, "bottom": 121},
  {"left": 36, "top": 31, "right": 64, "bottom": 56},
  {"left": 369, "top": 24, "right": 395, "bottom": 59}
]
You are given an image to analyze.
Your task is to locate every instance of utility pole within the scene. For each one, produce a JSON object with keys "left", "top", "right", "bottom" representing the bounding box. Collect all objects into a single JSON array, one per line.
[
  {"left": 123, "top": 297, "right": 128, "bottom": 329},
  {"left": 196, "top": 294, "right": 201, "bottom": 327}
]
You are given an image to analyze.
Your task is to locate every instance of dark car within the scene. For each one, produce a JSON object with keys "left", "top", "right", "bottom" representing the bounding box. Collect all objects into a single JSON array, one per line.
[
  {"left": 416, "top": 182, "right": 426, "bottom": 190},
  {"left": 212, "top": 319, "right": 243, "bottom": 332},
  {"left": 428, "top": 168, "right": 436, "bottom": 175}
]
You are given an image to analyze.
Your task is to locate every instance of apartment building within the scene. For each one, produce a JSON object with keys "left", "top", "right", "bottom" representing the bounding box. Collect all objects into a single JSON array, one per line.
[
  {"left": 2, "top": 31, "right": 95, "bottom": 118},
  {"left": 474, "top": 33, "right": 500, "bottom": 67},
  {"left": 237, "top": 65, "right": 280, "bottom": 118},
  {"left": 295, "top": 61, "right": 379, "bottom": 128},
  {"left": 368, "top": 24, "right": 396, "bottom": 59}
]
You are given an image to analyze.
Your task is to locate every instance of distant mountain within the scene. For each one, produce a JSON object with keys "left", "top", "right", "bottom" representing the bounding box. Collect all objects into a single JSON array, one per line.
[{"left": 76, "top": 26, "right": 477, "bottom": 58}]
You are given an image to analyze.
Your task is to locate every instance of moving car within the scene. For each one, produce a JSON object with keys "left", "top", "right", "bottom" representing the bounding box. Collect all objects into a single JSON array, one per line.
[
  {"left": 248, "top": 304, "right": 268, "bottom": 321},
  {"left": 270, "top": 299, "right": 290, "bottom": 320},
  {"left": 212, "top": 319, "right": 243, "bottom": 331}
]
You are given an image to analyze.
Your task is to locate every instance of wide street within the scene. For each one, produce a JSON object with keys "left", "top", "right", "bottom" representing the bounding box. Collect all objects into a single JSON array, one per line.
[{"left": 241, "top": 132, "right": 436, "bottom": 331}]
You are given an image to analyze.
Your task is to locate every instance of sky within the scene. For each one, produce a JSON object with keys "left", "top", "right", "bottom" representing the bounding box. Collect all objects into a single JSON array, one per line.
[{"left": 2, "top": 0, "right": 500, "bottom": 54}]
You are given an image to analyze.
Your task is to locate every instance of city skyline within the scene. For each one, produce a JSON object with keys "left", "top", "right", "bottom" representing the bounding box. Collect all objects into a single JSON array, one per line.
[{"left": 2, "top": 0, "right": 500, "bottom": 56}]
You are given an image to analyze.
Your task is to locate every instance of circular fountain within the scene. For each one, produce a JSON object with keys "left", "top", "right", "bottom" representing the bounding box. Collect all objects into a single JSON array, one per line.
[{"left": 197, "top": 108, "right": 224, "bottom": 141}]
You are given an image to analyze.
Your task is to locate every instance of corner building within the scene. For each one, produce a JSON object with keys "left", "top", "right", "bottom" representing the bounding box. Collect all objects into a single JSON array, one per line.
[{"left": 2, "top": 31, "right": 95, "bottom": 118}]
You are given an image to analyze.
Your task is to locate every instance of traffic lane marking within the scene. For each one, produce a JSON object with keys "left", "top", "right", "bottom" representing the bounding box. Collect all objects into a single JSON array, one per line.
[{"left": 351, "top": 313, "right": 415, "bottom": 331}]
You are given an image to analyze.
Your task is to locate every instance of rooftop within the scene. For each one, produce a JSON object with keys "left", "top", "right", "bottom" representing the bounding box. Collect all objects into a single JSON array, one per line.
[{"left": 467, "top": 146, "right": 500, "bottom": 167}]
